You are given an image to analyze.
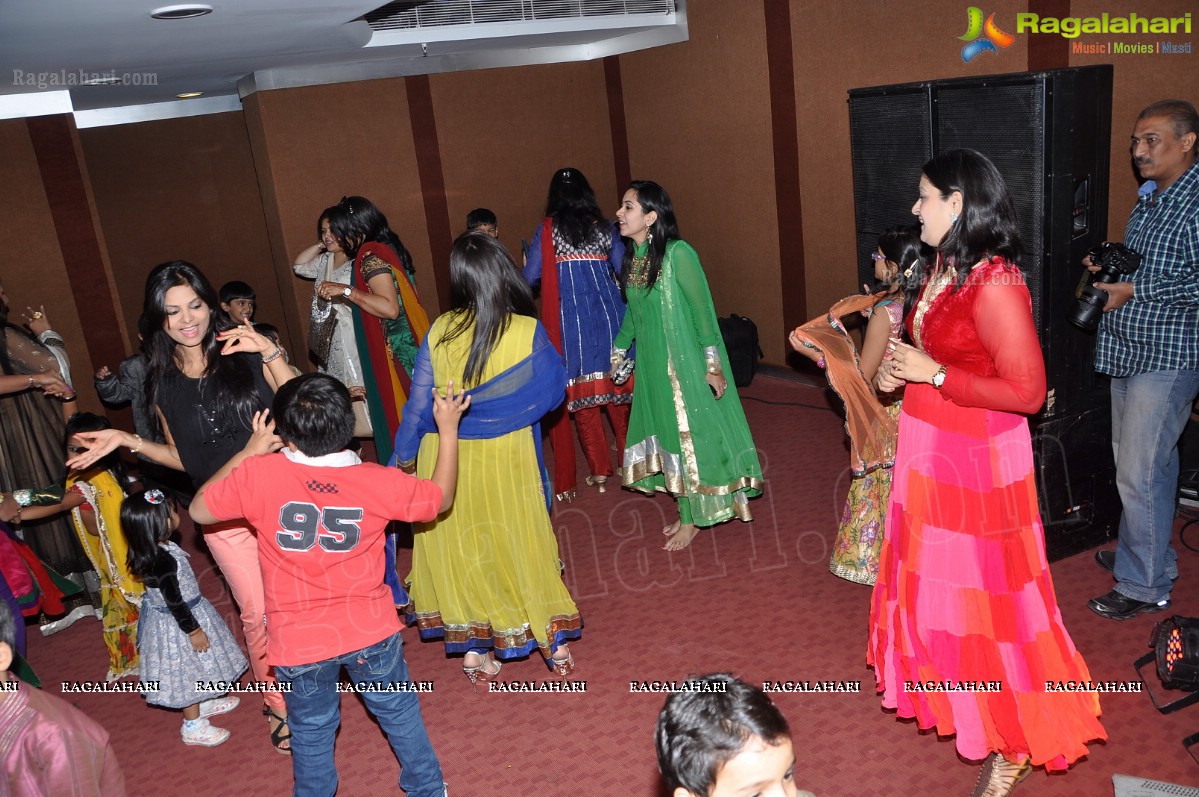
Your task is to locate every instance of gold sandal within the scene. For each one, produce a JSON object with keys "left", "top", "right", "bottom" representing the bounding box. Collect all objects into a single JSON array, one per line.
[
  {"left": 584, "top": 476, "right": 608, "bottom": 493},
  {"left": 969, "top": 753, "right": 1031, "bottom": 797}
]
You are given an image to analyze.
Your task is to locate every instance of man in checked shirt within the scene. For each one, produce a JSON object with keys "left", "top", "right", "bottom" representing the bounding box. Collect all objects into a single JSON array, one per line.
[{"left": 1088, "top": 99, "right": 1199, "bottom": 621}]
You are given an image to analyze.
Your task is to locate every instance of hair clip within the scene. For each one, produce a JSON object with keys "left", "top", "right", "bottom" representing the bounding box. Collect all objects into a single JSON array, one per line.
[
  {"left": 561, "top": 169, "right": 572, "bottom": 180},
  {"left": 903, "top": 266, "right": 914, "bottom": 278},
  {"left": 339, "top": 196, "right": 355, "bottom": 215},
  {"left": 144, "top": 489, "right": 166, "bottom": 505}
]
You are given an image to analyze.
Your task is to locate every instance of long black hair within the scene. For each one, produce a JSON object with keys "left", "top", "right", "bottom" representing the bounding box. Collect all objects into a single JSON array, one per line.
[
  {"left": 545, "top": 167, "right": 606, "bottom": 249},
  {"left": 122, "top": 488, "right": 175, "bottom": 578},
  {"left": 325, "top": 196, "right": 415, "bottom": 277},
  {"left": 66, "top": 413, "right": 126, "bottom": 482},
  {"left": 440, "top": 232, "right": 537, "bottom": 385},
  {"left": 872, "top": 225, "right": 930, "bottom": 324},
  {"left": 921, "top": 149, "right": 1023, "bottom": 289},
  {"left": 618, "top": 180, "right": 681, "bottom": 300},
  {"left": 142, "top": 261, "right": 263, "bottom": 438}
]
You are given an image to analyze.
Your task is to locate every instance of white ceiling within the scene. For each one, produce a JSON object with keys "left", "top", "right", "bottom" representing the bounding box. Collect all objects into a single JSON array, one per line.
[{"left": 0, "top": 0, "right": 686, "bottom": 124}]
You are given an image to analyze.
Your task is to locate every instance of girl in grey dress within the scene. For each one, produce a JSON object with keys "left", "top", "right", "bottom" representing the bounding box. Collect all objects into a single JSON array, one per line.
[{"left": 123, "top": 488, "right": 247, "bottom": 747}]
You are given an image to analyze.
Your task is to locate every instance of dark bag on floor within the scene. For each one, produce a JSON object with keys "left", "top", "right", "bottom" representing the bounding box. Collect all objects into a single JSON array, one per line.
[{"left": 718, "top": 314, "right": 763, "bottom": 388}]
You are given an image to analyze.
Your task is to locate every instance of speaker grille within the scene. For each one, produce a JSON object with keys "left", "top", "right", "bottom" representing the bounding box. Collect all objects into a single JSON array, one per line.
[
  {"left": 936, "top": 83, "right": 1046, "bottom": 326},
  {"left": 849, "top": 90, "right": 930, "bottom": 288}
]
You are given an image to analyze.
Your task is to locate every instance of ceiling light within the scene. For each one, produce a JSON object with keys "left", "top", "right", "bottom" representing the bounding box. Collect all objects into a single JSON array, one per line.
[
  {"left": 176, "top": 91, "right": 204, "bottom": 99},
  {"left": 150, "top": 5, "right": 213, "bottom": 20}
]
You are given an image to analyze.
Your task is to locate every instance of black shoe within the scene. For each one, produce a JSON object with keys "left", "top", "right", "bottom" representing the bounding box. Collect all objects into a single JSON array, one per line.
[
  {"left": 1095, "top": 550, "right": 1115, "bottom": 573},
  {"left": 1087, "top": 589, "right": 1170, "bottom": 621}
]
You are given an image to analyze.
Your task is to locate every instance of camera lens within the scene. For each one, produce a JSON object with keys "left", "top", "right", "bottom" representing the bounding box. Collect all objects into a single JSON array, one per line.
[{"left": 1067, "top": 285, "right": 1108, "bottom": 331}]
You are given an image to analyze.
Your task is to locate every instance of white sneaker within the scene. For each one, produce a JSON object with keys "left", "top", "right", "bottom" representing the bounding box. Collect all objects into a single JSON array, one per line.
[
  {"left": 181, "top": 719, "right": 230, "bottom": 747},
  {"left": 199, "top": 696, "right": 240, "bottom": 718}
]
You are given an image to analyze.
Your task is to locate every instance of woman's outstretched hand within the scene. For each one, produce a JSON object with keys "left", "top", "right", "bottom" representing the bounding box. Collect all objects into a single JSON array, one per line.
[
  {"left": 217, "top": 322, "right": 275, "bottom": 357},
  {"left": 65, "top": 429, "right": 130, "bottom": 471}
]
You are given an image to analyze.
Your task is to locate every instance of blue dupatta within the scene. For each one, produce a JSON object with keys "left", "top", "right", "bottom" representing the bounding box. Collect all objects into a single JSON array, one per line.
[{"left": 392, "top": 321, "right": 566, "bottom": 512}]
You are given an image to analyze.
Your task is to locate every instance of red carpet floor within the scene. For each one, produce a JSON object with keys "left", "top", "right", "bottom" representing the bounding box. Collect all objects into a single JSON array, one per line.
[{"left": 24, "top": 372, "right": 1199, "bottom": 796}]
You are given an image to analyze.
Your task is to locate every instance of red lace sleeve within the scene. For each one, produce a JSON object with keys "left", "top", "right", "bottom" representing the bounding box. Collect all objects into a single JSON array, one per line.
[{"left": 940, "top": 272, "right": 1046, "bottom": 414}]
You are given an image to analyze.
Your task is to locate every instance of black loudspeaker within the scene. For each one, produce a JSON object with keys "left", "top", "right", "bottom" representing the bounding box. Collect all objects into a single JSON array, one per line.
[
  {"left": 848, "top": 66, "right": 1118, "bottom": 559},
  {"left": 1030, "top": 399, "right": 1120, "bottom": 560}
]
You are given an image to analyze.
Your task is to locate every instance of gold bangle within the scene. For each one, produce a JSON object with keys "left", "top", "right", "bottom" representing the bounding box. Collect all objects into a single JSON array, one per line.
[{"left": 129, "top": 434, "right": 143, "bottom": 454}]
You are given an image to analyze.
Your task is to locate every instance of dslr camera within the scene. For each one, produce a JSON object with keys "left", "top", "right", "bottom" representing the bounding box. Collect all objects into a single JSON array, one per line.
[{"left": 1067, "top": 242, "right": 1141, "bottom": 332}]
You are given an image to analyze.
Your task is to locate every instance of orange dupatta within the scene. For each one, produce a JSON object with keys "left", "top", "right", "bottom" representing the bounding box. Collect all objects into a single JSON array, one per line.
[{"left": 791, "top": 294, "right": 898, "bottom": 475}]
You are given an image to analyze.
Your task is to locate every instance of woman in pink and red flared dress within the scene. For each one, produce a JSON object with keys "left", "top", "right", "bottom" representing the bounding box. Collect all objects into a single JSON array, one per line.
[{"left": 872, "top": 149, "right": 1105, "bottom": 797}]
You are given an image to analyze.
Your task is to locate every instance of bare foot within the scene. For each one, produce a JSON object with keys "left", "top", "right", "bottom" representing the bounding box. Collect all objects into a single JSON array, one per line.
[
  {"left": 662, "top": 520, "right": 682, "bottom": 537},
  {"left": 663, "top": 523, "right": 700, "bottom": 551}
]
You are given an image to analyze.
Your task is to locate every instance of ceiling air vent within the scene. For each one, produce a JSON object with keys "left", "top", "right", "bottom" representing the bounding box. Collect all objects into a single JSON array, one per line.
[{"left": 365, "top": 0, "right": 675, "bottom": 32}]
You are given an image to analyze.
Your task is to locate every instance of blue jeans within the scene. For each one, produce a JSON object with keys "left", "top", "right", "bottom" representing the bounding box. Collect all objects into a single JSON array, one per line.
[
  {"left": 1110, "top": 369, "right": 1199, "bottom": 602},
  {"left": 275, "top": 631, "right": 444, "bottom": 797}
]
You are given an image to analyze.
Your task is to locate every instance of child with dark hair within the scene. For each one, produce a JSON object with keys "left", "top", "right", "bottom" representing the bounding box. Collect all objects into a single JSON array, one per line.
[
  {"left": 219, "top": 280, "right": 256, "bottom": 326},
  {"left": 789, "top": 225, "right": 927, "bottom": 586},
  {"left": 189, "top": 372, "right": 468, "bottom": 796},
  {"left": 0, "top": 600, "right": 129, "bottom": 794},
  {"left": 466, "top": 207, "right": 499, "bottom": 237},
  {"left": 1, "top": 412, "right": 145, "bottom": 681},
  {"left": 122, "top": 488, "right": 246, "bottom": 747},
  {"left": 656, "top": 674, "right": 816, "bottom": 797}
]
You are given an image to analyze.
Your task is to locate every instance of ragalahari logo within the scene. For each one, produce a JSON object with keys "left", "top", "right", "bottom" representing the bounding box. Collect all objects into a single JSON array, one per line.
[{"left": 959, "top": 7, "right": 1015, "bottom": 62}]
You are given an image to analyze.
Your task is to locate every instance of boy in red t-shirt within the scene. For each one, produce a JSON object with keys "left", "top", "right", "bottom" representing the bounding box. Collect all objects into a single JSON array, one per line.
[{"left": 190, "top": 373, "right": 468, "bottom": 797}]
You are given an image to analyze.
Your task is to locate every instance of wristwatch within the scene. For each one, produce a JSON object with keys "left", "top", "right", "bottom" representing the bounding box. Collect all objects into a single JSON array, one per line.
[
  {"left": 342, "top": 286, "right": 352, "bottom": 298},
  {"left": 931, "top": 365, "right": 948, "bottom": 389}
]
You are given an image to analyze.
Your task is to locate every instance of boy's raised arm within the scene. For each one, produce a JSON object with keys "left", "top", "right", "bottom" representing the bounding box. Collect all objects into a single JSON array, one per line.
[{"left": 428, "top": 381, "right": 470, "bottom": 513}]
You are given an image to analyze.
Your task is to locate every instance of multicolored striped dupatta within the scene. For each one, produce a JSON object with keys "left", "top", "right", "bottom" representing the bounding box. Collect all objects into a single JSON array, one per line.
[{"left": 350, "top": 241, "right": 431, "bottom": 463}]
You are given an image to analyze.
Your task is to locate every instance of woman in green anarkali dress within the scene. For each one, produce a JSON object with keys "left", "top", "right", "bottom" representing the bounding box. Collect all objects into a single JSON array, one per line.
[{"left": 611, "top": 181, "right": 763, "bottom": 550}]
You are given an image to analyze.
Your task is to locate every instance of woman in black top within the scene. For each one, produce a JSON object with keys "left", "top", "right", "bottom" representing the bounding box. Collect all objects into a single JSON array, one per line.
[{"left": 69, "top": 261, "right": 296, "bottom": 753}]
